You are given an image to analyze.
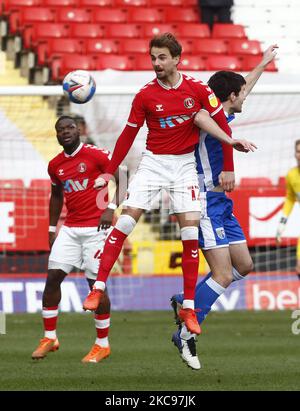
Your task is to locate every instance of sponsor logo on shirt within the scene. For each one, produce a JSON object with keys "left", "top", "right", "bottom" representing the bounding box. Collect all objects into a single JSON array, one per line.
[
  {"left": 159, "top": 113, "right": 196, "bottom": 128},
  {"left": 184, "top": 97, "right": 195, "bottom": 109},
  {"left": 208, "top": 93, "right": 218, "bottom": 108},
  {"left": 63, "top": 179, "right": 89, "bottom": 193}
]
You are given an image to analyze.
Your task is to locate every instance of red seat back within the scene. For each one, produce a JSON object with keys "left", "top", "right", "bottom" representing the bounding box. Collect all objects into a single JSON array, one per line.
[
  {"left": 37, "top": 38, "right": 85, "bottom": 64},
  {"left": 212, "top": 24, "right": 247, "bottom": 39},
  {"left": 180, "top": 55, "right": 206, "bottom": 70},
  {"left": 177, "top": 23, "right": 210, "bottom": 39},
  {"left": 92, "top": 8, "right": 128, "bottom": 23},
  {"left": 96, "top": 54, "right": 135, "bottom": 70},
  {"left": 206, "top": 55, "right": 242, "bottom": 71},
  {"left": 86, "top": 39, "right": 119, "bottom": 54},
  {"left": 57, "top": 8, "right": 92, "bottom": 23},
  {"left": 228, "top": 39, "right": 262, "bottom": 56},
  {"left": 193, "top": 39, "right": 228, "bottom": 55}
]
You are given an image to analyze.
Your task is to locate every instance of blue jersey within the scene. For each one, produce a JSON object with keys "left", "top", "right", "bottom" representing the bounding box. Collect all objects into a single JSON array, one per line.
[{"left": 195, "top": 113, "right": 235, "bottom": 192}]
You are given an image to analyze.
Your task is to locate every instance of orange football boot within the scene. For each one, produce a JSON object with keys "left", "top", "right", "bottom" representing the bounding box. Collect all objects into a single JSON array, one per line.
[
  {"left": 179, "top": 308, "right": 201, "bottom": 335},
  {"left": 32, "top": 337, "right": 59, "bottom": 360},
  {"left": 81, "top": 344, "right": 111, "bottom": 363},
  {"left": 82, "top": 288, "right": 104, "bottom": 311}
]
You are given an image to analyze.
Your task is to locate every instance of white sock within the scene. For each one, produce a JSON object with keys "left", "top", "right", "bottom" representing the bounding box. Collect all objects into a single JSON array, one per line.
[
  {"left": 45, "top": 330, "right": 56, "bottom": 339},
  {"left": 206, "top": 277, "right": 226, "bottom": 295},
  {"left": 232, "top": 268, "right": 244, "bottom": 281},
  {"left": 180, "top": 324, "right": 196, "bottom": 340},
  {"left": 96, "top": 337, "right": 109, "bottom": 347},
  {"left": 94, "top": 281, "right": 106, "bottom": 291},
  {"left": 182, "top": 299, "right": 194, "bottom": 310}
]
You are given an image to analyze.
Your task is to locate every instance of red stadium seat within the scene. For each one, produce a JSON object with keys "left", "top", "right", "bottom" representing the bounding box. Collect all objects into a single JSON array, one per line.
[
  {"left": 228, "top": 39, "right": 262, "bottom": 56},
  {"left": 143, "top": 23, "right": 178, "bottom": 38},
  {"left": 165, "top": 8, "right": 199, "bottom": 23},
  {"left": 193, "top": 39, "right": 228, "bottom": 55},
  {"left": 180, "top": 39, "right": 194, "bottom": 54},
  {"left": 277, "top": 177, "right": 286, "bottom": 187},
  {"left": 106, "top": 23, "right": 142, "bottom": 38},
  {"left": 115, "top": 0, "right": 148, "bottom": 5},
  {"left": 180, "top": 55, "right": 206, "bottom": 71},
  {"left": 212, "top": 24, "right": 247, "bottom": 39},
  {"left": 239, "top": 177, "right": 273, "bottom": 188},
  {"left": 2, "top": 0, "right": 42, "bottom": 11},
  {"left": 92, "top": 8, "right": 128, "bottom": 23},
  {"left": 129, "top": 8, "right": 164, "bottom": 23},
  {"left": 71, "top": 23, "right": 105, "bottom": 38},
  {"left": 43, "top": 0, "right": 78, "bottom": 5},
  {"left": 96, "top": 54, "right": 135, "bottom": 70},
  {"left": 0, "top": 179, "right": 24, "bottom": 189},
  {"left": 134, "top": 54, "right": 152, "bottom": 70},
  {"left": 177, "top": 24, "right": 210, "bottom": 39},
  {"left": 119, "top": 38, "right": 149, "bottom": 54},
  {"left": 36, "top": 38, "right": 85, "bottom": 65},
  {"left": 206, "top": 55, "right": 242, "bottom": 71},
  {"left": 30, "top": 179, "right": 51, "bottom": 190},
  {"left": 57, "top": 8, "right": 92, "bottom": 23},
  {"left": 149, "top": 0, "right": 183, "bottom": 5},
  {"left": 242, "top": 56, "right": 277, "bottom": 72},
  {"left": 79, "top": 0, "right": 113, "bottom": 5},
  {"left": 86, "top": 39, "right": 119, "bottom": 54},
  {"left": 23, "top": 23, "right": 70, "bottom": 48},
  {"left": 9, "top": 7, "right": 56, "bottom": 33},
  {"left": 51, "top": 54, "right": 96, "bottom": 80}
]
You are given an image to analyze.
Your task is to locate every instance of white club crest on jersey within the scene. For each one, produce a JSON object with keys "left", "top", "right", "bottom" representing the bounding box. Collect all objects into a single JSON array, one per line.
[
  {"left": 156, "top": 104, "right": 164, "bottom": 112},
  {"left": 216, "top": 227, "right": 226, "bottom": 240},
  {"left": 77, "top": 162, "right": 87, "bottom": 173},
  {"left": 184, "top": 98, "right": 195, "bottom": 109}
]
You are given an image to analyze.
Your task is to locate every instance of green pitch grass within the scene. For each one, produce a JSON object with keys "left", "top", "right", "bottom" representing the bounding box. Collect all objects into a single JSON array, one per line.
[{"left": 0, "top": 311, "right": 300, "bottom": 391}]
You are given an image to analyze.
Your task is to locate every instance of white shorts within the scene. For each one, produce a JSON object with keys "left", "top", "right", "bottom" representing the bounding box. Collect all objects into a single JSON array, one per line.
[
  {"left": 123, "top": 150, "right": 201, "bottom": 214},
  {"left": 48, "top": 225, "right": 110, "bottom": 280}
]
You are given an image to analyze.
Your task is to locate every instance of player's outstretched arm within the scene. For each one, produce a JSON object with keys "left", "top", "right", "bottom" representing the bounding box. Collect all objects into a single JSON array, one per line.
[
  {"left": 244, "top": 44, "right": 278, "bottom": 97},
  {"left": 48, "top": 184, "right": 64, "bottom": 248},
  {"left": 194, "top": 110, "right": 257, "bottom": 152}
]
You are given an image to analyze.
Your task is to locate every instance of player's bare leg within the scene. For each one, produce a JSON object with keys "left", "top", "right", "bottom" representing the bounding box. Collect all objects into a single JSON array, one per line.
[
  {"left": 83, "top": 207, "right": 143, "bottom": 311},
  {"left": 175, "top": 211, "right": 201, "bottom": 335},
  {"left": 32, "top": 269, "right": 66, "bottom": 359},
  {"left": 229, "top": 243, "right": 254, "bottom": 279},
  {"left": 82, "top": 280, "right": 111, "bottom": 363}
]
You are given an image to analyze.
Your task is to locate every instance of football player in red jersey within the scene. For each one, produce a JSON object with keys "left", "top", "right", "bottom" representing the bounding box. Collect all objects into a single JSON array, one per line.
[
  {"left": 32, "top": 116, "right": 125, "bottom": 363},
  {"left": 83, "top": 33, "right": 255, "bottom": 335}
]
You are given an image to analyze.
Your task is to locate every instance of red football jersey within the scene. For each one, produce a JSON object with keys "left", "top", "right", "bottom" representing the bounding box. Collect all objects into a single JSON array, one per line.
[
  {"left": 127, "top": 73, "right": 223, "bottom": 155},
  {"left": 48, "top": 143, "right": 110, "bottom": 227}
]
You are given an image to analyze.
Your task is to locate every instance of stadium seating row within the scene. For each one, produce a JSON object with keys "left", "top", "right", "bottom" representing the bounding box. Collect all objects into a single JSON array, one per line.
[
  {"left": 0, "top": 177, "right": 286, "bottom": 189},
  {"left": 50, "top": 53, "right": 276, "bottom": 79},
  {"left": 2, "top": 0, "right": 198, "bottom": 11},
  {"left": 36, "top": 38, "right": 263, "bottom": 65}
]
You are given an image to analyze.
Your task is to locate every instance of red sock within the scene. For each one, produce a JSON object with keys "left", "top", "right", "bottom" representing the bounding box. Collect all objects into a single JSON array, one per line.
[
  {"left": 95, "top": 313, "right": 110, "bottom": 347},
  {"left": 97, "top": 228, "right": 127, "bottom": 283},
  {"left": 182, "top": 240, "right": 199, "bottom": 300},
  {"left": 42, "top": 306, "right": 58, "bottom": 338}
]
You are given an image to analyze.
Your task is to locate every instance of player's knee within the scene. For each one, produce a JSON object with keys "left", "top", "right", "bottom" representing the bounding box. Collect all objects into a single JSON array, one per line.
[
  {"left": 46, "top": 269, "right": 66, "bottom": 290},
  {"left": 115, "top": 214, "right": 137, "bottom": 236},
  {"left": 212, "top": 271, "right": 232, "bottom": 288},
  {"left": 238, "top": 258, "right": 254, "bottom": 276}
]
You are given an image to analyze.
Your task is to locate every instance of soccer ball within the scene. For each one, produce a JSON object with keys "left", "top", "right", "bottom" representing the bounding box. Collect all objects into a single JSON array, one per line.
[{"left": 62, "top": 70, "right": 96, "bottom": 104}]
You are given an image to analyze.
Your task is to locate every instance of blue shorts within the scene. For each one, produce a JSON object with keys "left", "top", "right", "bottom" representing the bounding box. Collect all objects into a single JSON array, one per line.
[{"left": 199, "top": 191, "right": 246, "bottom": 250}]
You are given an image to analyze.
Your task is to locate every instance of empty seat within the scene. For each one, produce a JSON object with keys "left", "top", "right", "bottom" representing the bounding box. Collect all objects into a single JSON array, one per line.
[
  {"left": 277, "top": 177, "right": 286, "bottom": 187},
  {"left": 86, "top": 39, "right": 119, "bottom": 54},
  {"left": 180, "top": 55, "right": 206, "bottom": 70},
  {"left": 0, "top": 179, "right": 24, "bottom": 189},
  {"left": 212, "top": 24, "right": 247, "bottom": 39},
  {"left": 242, "top": 55, "right": 277, "bottom": 71},
  {"left": 9, "top": 7, "right": 56, "bottom": 33},
  {"left": 57, "top": 8, "right": 92, "bottom": 23},
  {"left": 134, "top": 54, "right": 152, "bottom": 70},
  {"left": 106, "top": 23, "right": 142, "bottom": 38},
  {"left": 2, "top": 0, "right": 42, "bottom": 11},
  {"left": 149, "top": 0, "right": 183, "bottom": 5},
  {"left": 23, "top": 23, "right": 70, "bottom": 48},
  {"left": 51, "top": 54, "right": 95, "bottom": 80},
  {"left": 206, "top": 55, "right": 242, "bottom": 71},
  {"left": 180, "top": 39, "right": 194, "bottom": 54},
  {"left": 71, "top": 23, "right": 105, "bottom": 38},
  {"left": 193, "top": 39, "right": 228, "bottom": 55},
  {"left": 96, "top": 54, "right": 135, "bottom": 70},
  {"left": 165, "top": 8, "right": 199, "bottom": 23},
  {"left": 177, "top": 23, "right": 210, "bottom": 38},
  {"left": 79, "top": 0, "right": 113, "bottom": 5},
  {"left": 119, "top": 38, "right": 149, "bottom": 54},
  {"left": 239, "top": 177, "right": 273, "bottom": 187},
  {"left": 143, "top": 23, "right": 178, "bottom": 37},
  {"left": 36, "top": 38, "right": 85, "bottom": 65},
  {"left": 43, "top": 0, "right": 78, "bottom": 5},
  {"left": 228, "top": 39, "right": 262, "bottom": 56},
  {"left": 93, "top": 8, "right": 128, "bottom": 23},
  {"left": 30, "top": 179, "right": 51, "bottom": 190},
  {"left": 129, "top": 8, "right": 164, "bottom": 23},
  {"left": 115, "top": 0, "right": 148, "bottom": 5}
]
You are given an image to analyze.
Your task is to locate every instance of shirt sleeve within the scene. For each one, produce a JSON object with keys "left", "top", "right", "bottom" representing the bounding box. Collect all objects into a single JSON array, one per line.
[
  {"left": 282, "top": 172, "right": 296, "bottom": 217},
  {"left": 47, "top": 161, "right": 60, "bottom": 186},
  {"left": 95, "top": 148, "right": 111, "bottom": 172},
  {"left": 127, "top": 91, "right": 146, "bottom": 128}
]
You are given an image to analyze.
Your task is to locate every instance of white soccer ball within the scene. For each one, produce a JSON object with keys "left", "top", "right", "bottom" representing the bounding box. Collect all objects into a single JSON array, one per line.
[{"left": 62, "top": 70, "right": 96, "bottom": 104}]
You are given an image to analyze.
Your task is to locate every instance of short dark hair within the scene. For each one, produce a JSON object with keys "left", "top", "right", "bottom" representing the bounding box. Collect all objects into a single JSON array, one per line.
[
  {"left": 55, "top": 115, "right": 76, "bottom": 129},
  {"left": 295, "top": 139, "right": 300, "bottom": 149},
  {"left": 72, "top": 114, "right": 86, "bottom": 126},
  {"left": 208, "top": 71, "right": 246, "bottom": 102},
  {"left": 149, "top": 32, "right": 182, "bottom": 57}
]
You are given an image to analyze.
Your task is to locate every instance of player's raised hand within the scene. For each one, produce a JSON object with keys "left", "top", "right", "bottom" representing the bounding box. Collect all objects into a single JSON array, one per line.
[
  {"left": 262, "top": 44, "right": 278, "bottom": 65},
  {"left": 219, "top": 171, "right": 235, "bottom": 192},
  {"left": 232, "top": 139, "right": 257, "bottom": 153},
  {"left": 94, "top": 176, "right": 107, "bottom": 189}
]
